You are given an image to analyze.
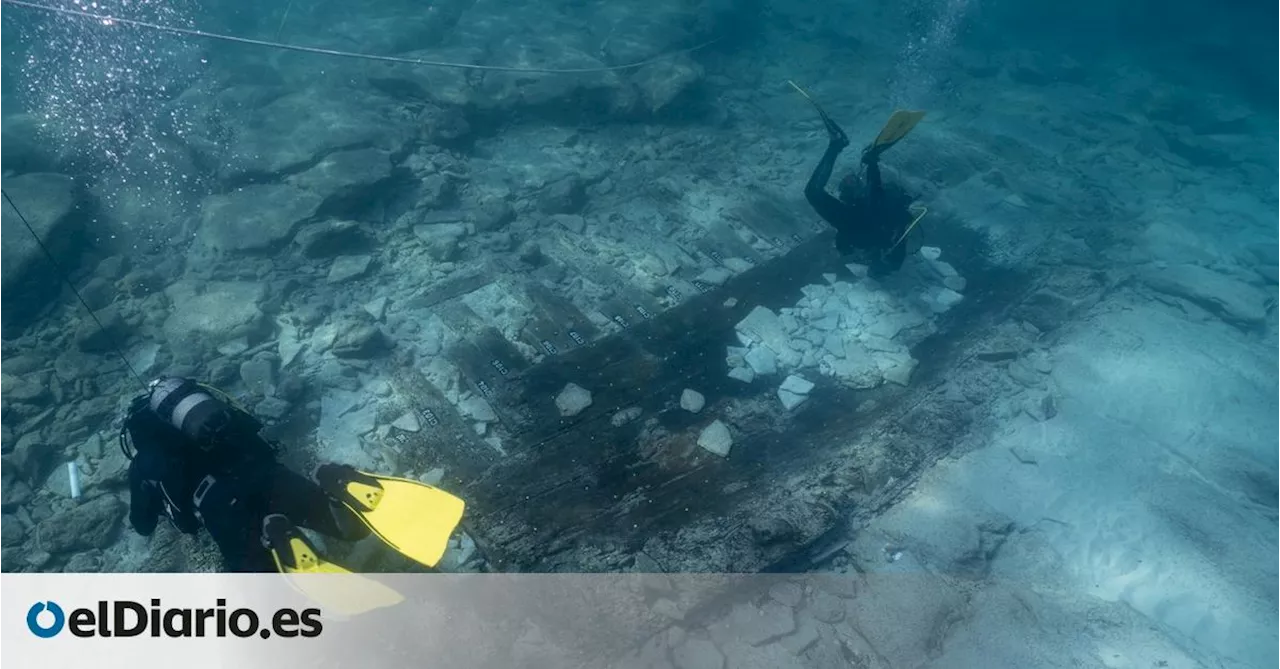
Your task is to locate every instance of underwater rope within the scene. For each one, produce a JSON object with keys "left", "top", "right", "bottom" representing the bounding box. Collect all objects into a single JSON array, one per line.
[
  {"left": 1, "top": 189, "right": 151, "bottom": 392},
  {"left": 2, "top": 0, "right": 717, "bottom": 74}
]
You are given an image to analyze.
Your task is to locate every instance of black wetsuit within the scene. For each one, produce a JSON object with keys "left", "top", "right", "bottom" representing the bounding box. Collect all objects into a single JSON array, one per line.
[
  {"left": 125, "top": 390, "right": 367, "bottom": 572},
  {"left": 804, "top": 139, "right": 915, "bottom": 276}
]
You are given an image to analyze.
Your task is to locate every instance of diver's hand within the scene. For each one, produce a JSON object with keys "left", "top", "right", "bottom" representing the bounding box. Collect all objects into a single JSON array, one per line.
[{"left": 824, "top": 118, "right": 850, "bottom": 151}]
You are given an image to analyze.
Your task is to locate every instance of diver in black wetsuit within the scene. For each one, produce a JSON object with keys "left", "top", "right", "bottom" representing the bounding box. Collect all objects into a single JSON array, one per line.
[
  {"left": 804, "top": 116, "right": 917, "bottom": 277},
  {"left": 123, "top": 377, "right": 370, "bottom": 572}
]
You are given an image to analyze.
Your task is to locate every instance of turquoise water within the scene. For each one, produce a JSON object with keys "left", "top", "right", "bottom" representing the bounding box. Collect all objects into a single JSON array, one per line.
[{"left": 1, "top": 1, "right": 1275, "bottom": 665}]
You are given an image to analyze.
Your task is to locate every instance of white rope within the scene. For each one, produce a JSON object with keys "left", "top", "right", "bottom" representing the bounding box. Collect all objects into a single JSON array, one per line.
[{"left": 2, "top": 0, "right": 715, "bottom": 74}]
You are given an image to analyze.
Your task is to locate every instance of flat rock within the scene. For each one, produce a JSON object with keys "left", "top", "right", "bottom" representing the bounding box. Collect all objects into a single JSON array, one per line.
[
  {"left": 1145, "top": 263, "right": 1268, "bottom": 326},
  {"left": 727, "top": 366, "right": 755, "bottom": 383},
  {"left": 2, "top": 114, "right": 55, "bottom": 173},
  {"left": 716, "top": 601, "right": 796, "bottom": 647},
  {"left": 413, "top": 223, "right": 468, "bottom": 261},
  {"left": 697, "top": 420, "right": 733, "bottom": 457},
  {"left": 222, "top": 90, "right": 414, "bottom": 180},
  {"left": 0, "top": 474, "right": 32, "bottom": 511},
  {"left": 927, "top": 287, "right": 965, "bottom": 313},
  {"left": 844, "top": 566, "right": 969, "bottom": 668},
  {"left": 555, "top": 383, "right": 593, "bottom": 417},
  {"left": 473, "top": 199, "right": 516, "bottom": 232},
  {"left": 1013, "top": 289, "right": 1075, "bottom": 331},
  {"left": 288, "top": 148, "right": 392, "bottom": 211},
  {"left": 680, "top": 388, "right": 706, "bottom": 413},
  {"left": 239, "top": 357, "right": 276, "bottom": 394},
  {"left": 806, "top": 590, "right": 845, "bottom": 623},
  {"left": 162, "top": 281, "right": 267, "bottom": 344},
  {"left": 458, "top": 395, "right": 498, "bottom": 423},
  {"left": 363, "top": 296, "right": 389, "bottom": 322},
  {"left": 1, "top": 516, "right": 26, "bottom": 548},
  {"left": 199, "top": 184, "right": 322, "bottom": 253},
  {"left": 254, "top": 397, "right": 292, "bottom": 421},
  {"left": 294, "top": 219, "right": 370, "bottom": 258},
  {"left": 743, "top": 346, "right": 777, "bottom": 376},
  {"left": 472, "top": 44, "right": 618, "bottom": 110},
  {"left": 633, "top": 54, "right": 703, "bottom": 112},
  {"left": 768, "top": 581, "right": 805, "bottom": 608},
  {"left": 38, "top": 494, "right": 125, "bottom": 553},
  {"left": 736, "top": 306, "right": 789, "bottom": 352},
  {"left": 391, "top": 412, "right": 421, "bottom": 433},
  {"left": 820, "top": 348, "right": 883, "bottom": 389},
  {"left": 317, "top": 390, "right": 378, "bottom": 469},
  {"left": 1, "top": 173, "right": 89, "bottom": 328},
  {"left": 331, "top": 322, "right": 389, "bottom": 359},
  {"left": 780, "top": 374, "right": 814, "bottom": 395},
  {"left": 777, "top": 389, "right": 807, "bottom": 411},
  {"left": 671, "top": 637, "right": 724, "bottom": 669},
  {"left": 2, "top": 373, "right": 49, "bottom": 404},
  {"left": 881, "top": 354, "right": 918, "bottom": 387},
  {"left": 327, "top": 254, "right": 373, "bottom": 283}
]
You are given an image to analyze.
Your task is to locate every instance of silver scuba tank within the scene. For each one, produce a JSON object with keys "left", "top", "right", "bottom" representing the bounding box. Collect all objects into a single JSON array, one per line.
[{"left": 146, "top": 377, "right": 233, "bottom": 450}]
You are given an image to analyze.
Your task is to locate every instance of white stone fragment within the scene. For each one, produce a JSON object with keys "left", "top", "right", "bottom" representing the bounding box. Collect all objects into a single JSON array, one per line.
[
  {"left": 695, "top": 267, "right": 733, "bottom": 286},
  {"left": 780, "top": 374, "right": 815, "bottom": 395},
  {"left": 744, "top": 346, "right": 778, "bottom": 375},
  {"left": 555, "top": 382, "right": 593, "bottom": 417},
  {"left": 728, "top": 367, "right": 755, "bottom": 383},
  {"left": 611, "top": 407, "right": 642, "bottom": 426},
  {"left": 680, "top": 389, "right": 706, "bottom": 413},
  {"left": 777, "top": 389, "right": 807, "bottom": 410},
  {"left": 697, "top": 420, "right": 733, "bottom": 457},
  {"left": 391, "top": 412, "right": 421, "bottom": 433},
  {"left": 735, "top": 306, "right": 789, "bottom": 352},
  {"left": 458, "top": 395, "right": 497, "bottom": 422}
]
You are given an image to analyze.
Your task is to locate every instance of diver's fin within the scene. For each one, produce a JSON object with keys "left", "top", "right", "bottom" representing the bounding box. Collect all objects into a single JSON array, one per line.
[
  {"left": 318, "top": 466, "right": 466, "bottom": 569},
  {"left": 787, "top": 80, "right": 841, "bottom": 135},
  {"left": 263, "top": 514, "right": 404, "bottom": 616},
  {"left": 872, "top": 110, "right": 927, "bottom": 150}
]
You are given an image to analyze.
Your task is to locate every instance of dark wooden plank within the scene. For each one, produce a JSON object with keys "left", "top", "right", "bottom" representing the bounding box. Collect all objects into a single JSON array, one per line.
[
  {"left": 697, "top": 223, "right": 768, "bottom": 266},
  {"left": 386, "top": 366, "right": 501, "bottom": 478},
  {"left": 446, "top": 208, "right": 1036, "bottom": 572},
  {"left": 726, "top": 194, "right": 815, "bottom": 250},
  {"left": 524, "top": 282, "right": 599, "bottom": 345},
  {"left": 456, "top": 237, "right": 848, "bottom": 569},
  {"left": 518, "top": 314, "right": 575, "bottom": 359},
  {"left": 404, "top": 270, "right": 494, "bottom": 309},
  {"left": 433, "top": 301, "right": 487, "bottom": 339},
  {"left": 471, "top": 326, "right": 531, "bottom": 378}
]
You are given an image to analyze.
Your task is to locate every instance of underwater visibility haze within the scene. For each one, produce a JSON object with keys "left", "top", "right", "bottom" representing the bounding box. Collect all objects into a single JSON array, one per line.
[{"left": 0, "top": 0, "right": 1276, "bottom": 666}]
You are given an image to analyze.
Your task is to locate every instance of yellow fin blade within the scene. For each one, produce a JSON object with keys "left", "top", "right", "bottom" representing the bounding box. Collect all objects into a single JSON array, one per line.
[
  {"left": 349, "top": 474, "right": 466, "bottom": 568},
  {"left": 271, "top": 539, "right": 404, "bottom": 617},
  {"left": 873, "top": 109, "right": 927, "bottom": 148}
]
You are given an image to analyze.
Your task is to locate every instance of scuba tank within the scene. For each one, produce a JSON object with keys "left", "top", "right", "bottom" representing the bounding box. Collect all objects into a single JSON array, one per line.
[
  {"left": 146, "top": 377, "right": 235, "bottom": 449},
  {"left": 120, "top": 377, "right": 269, "bottom": 463}
]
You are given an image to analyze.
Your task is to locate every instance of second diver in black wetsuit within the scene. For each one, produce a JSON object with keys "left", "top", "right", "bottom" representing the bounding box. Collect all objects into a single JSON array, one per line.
[
  {"left": 123, "top": 377, "right": 467, "bottom": 574},
  {"left": 804, "top": 113, "right": 919, "bottom": 277}
]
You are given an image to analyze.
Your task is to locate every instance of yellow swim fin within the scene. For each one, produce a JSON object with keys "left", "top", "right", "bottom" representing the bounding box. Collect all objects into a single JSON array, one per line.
[
  {"left": 318, "top": 465, "right": 466, "bottom": 569},
  {"left": 872, "top": 109, "right": 927, "bottom": 151},
  {"left": 262, "top": 514, "right": 404, "bottom": 616}
]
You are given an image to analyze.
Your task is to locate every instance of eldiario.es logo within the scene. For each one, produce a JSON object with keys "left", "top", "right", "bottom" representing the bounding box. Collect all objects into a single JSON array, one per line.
[{"left": 27, "top": 599, "right": 322, "bottom": 639}]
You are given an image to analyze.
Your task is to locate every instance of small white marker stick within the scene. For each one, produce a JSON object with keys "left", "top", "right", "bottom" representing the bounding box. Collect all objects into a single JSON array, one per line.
[{"left": 67, "top": 462, "right": 81, "bottom": 500}]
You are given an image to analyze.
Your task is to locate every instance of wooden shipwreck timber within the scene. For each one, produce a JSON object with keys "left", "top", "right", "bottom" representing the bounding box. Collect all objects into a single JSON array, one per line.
[{"left": 349, "top": 211, "right": 1087, "bottom": 574}]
